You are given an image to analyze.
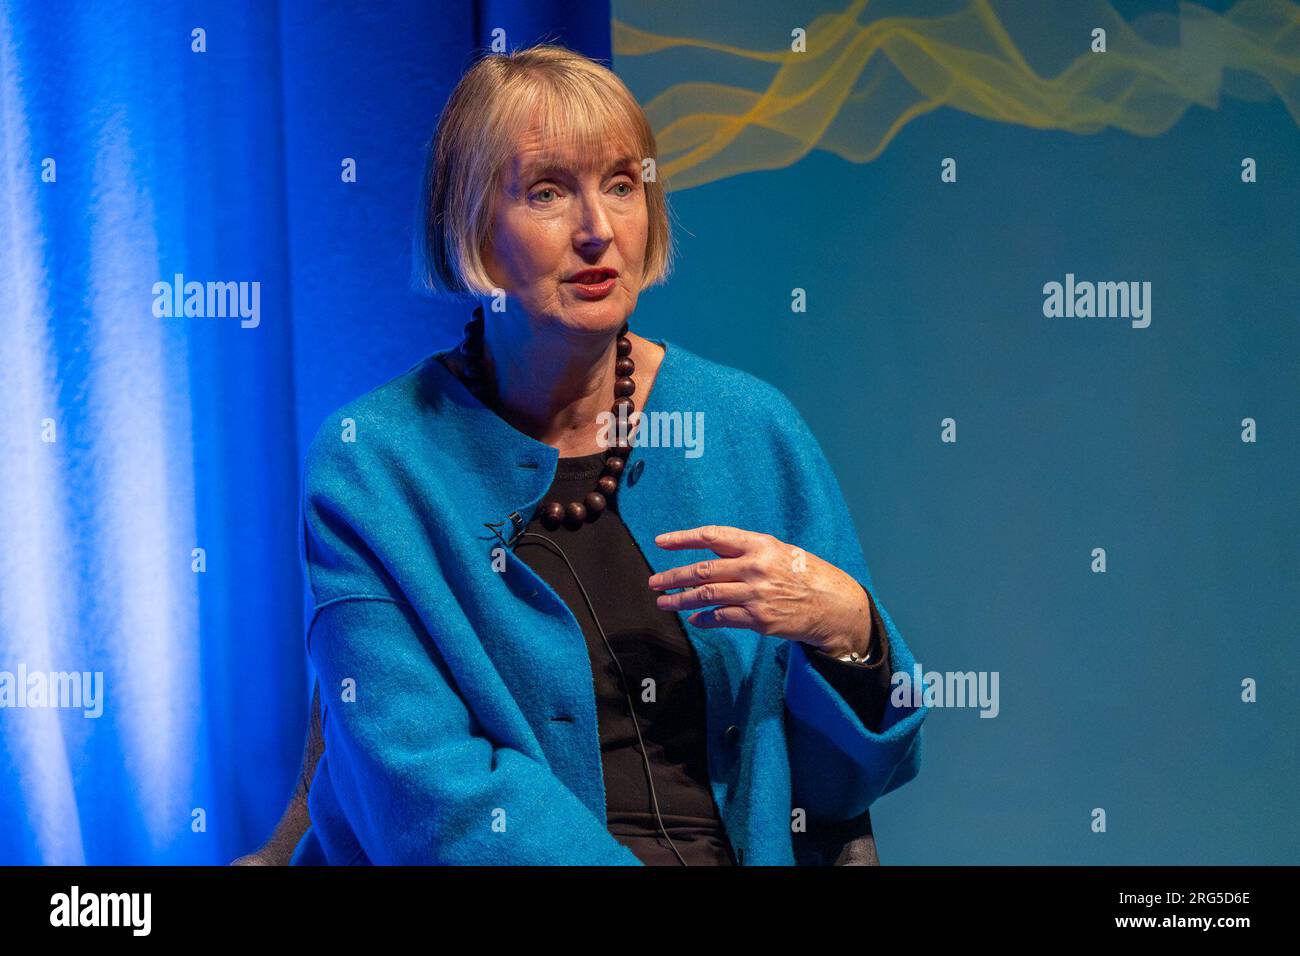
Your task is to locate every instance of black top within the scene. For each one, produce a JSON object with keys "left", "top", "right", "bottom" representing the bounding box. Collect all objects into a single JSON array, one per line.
[{"left": 512, "top": 449, "right": 894, "bottom": 865}]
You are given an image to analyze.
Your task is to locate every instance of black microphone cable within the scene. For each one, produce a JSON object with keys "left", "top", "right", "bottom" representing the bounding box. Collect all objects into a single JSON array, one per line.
[{"left": 486, "top": 519, "right": 689, "bottom": 866}]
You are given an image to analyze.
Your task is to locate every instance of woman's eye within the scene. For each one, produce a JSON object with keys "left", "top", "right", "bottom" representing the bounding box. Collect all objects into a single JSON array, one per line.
[{"left": 531, "top": 181, "right": 634, "bottom": 203}]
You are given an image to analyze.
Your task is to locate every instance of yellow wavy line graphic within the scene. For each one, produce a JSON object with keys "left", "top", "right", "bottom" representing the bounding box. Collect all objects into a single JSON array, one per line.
[{"left": 614, "top": 0, "right": 1300, "bottom": 190}]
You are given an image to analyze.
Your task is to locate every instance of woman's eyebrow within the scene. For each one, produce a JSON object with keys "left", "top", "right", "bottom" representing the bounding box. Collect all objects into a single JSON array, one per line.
[{"left": 521, "top": 156, "right": 638, "bottom": 181}]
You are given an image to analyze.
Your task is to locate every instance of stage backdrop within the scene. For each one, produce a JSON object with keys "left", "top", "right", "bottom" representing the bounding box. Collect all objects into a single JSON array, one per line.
[{"left": 1, "top": 0, "right": 1296, "bottom": 864}]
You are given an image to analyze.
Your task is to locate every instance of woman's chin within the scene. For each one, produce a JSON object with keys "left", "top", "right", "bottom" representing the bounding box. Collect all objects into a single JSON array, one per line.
[{"left": 557, "top": 297, "right": 630, "bottom": 331}]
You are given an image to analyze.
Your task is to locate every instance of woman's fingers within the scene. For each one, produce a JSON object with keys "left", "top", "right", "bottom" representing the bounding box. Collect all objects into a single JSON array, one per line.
[
  {"left": 653, "top": 525, "right": 769, "bottom": 557},
  {"left": 649, "top": 526, "right": 790, "bottom": 636},
  {"left": 687, "top": 605, "right": 761, "bottom": 630},
  {"left": 654, "top": 581, "right": 753, "bottom": 612},
  {"left": 647, "top": 556, "right": 750, "bottom": 591}
]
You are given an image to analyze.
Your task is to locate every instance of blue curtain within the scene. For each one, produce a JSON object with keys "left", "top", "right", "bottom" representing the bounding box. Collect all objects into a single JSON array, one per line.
[{"left": 0, "top": 0, "right": 611, "bottom": 865}]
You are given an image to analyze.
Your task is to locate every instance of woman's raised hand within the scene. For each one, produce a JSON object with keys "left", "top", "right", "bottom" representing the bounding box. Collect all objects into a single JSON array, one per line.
[{"left": 648, "top": 525, "right": 873, "bottom": 659}]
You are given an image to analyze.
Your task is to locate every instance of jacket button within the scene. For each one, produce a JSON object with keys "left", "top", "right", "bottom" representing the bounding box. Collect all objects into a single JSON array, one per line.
[
  {"left": 723, "top": 724, "right": 740, "bottom": 747},
  {"left": 627, "top": 459, "right": 645, "bottom": 485}
]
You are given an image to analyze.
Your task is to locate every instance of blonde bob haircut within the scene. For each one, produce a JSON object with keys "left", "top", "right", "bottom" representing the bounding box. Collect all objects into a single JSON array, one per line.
[{"left": 413, "top": 43, "right": 674, "bottom": 299}]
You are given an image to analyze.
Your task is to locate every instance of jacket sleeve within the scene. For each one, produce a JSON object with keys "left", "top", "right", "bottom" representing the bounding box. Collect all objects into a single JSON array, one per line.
[
  {"left": 766, "top": 390, "right": 929, "bottom": 822},
  {"left": 806, "top": 594, "right": 894, "bottom": 733},
  {"left": 300, "top": 424, "right": 642, "bottom": 865}
]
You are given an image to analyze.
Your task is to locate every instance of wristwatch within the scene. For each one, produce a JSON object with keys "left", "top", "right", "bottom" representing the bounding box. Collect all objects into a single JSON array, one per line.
[
  {"left": 815, "top": 627, "right": 878, "bottom": 666},
  {"left": 831, "top": 595, "right": 883, "bottom": 665},
  {"left": 811, "top": 587, "right": 885, "bottom": 666},
  {"left": 835, "top": 643, "right": 874, "bottom": 666}
]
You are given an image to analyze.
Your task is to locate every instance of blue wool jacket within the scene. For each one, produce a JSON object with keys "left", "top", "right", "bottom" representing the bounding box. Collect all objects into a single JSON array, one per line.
[{"left": 289, "top": 334, "right": 927, "bottom": 865}]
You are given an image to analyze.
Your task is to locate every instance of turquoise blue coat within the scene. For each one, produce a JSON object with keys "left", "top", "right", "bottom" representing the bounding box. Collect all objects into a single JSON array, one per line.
[{"left": 290, "top": 334, "right": 927, "bottom": 865}]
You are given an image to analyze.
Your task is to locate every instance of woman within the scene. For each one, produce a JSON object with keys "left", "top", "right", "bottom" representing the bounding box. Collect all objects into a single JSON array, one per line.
[{"left": 289, "top": 44, "right": 926, "bottom": 866}]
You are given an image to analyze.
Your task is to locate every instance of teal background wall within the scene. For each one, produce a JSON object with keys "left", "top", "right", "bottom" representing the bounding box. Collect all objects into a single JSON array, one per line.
[{"left": 612, "top": 0, "right": 1299, "bottom": 863}]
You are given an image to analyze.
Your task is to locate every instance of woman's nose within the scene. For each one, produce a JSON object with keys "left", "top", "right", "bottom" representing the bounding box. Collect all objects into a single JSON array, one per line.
[{"left": 573, "top": 190, "right": 615, "bottom": 246}]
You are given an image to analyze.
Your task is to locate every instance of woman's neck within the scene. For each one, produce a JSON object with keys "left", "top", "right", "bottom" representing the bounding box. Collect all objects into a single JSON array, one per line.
[{"left": 476, "top": 318, "right": 663, "bottom": 458}]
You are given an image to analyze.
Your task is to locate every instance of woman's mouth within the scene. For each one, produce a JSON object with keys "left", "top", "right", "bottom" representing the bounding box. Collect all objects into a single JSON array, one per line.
[{"left": 566, "top": 268, "right": 618, "bottom": 300}]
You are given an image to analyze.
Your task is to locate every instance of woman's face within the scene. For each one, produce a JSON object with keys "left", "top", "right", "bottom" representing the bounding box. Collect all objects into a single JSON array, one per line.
[{"left": 482, "top": 126, "right": 647, "bottom": 336}]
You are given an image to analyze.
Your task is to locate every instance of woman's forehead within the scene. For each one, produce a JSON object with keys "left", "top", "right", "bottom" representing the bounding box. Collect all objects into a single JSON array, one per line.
[
  {"left": 506, "top": 135, "right": 639, "bottom": 181},
  {"left": 507, "top": 112, "right": 637, "bottom": 168}
]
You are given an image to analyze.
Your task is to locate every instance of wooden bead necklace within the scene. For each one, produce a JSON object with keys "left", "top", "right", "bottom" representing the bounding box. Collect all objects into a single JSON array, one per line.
[{"left": 456, "top": 305, "right": 637, "bottom": 530}]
